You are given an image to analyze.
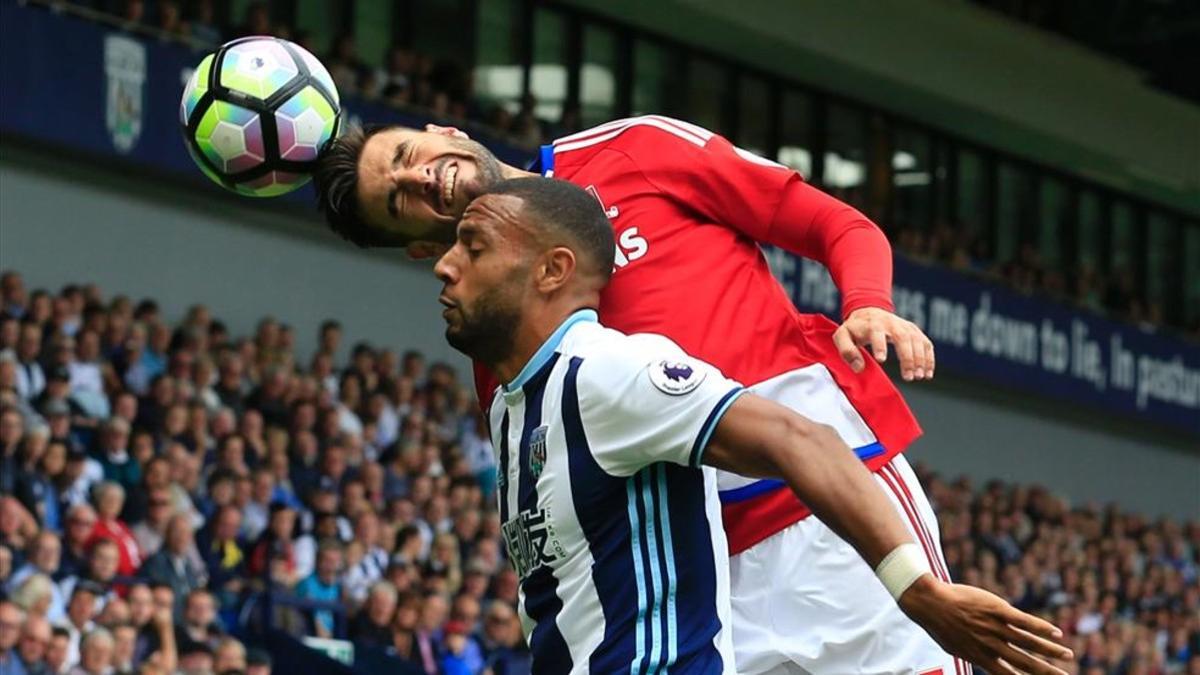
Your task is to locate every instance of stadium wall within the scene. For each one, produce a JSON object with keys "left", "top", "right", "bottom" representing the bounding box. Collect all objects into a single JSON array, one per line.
[
  {"left": 2, "top": 145, "right": 1196, "bottom": 520},
  {"left": 0, "top": 145, "right": 459, "bottom": 370},
  {"left": 561, "top": 0, "right": 1200, "bottom": 216}
]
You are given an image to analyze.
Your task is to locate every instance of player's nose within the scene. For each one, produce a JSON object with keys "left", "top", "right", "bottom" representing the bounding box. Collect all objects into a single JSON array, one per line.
[
  {"left": 391, "top": 163, "right": 437, "bottom": 194},
  {"left": 433, "top": 250, "right": 456, "bottom": 283}
]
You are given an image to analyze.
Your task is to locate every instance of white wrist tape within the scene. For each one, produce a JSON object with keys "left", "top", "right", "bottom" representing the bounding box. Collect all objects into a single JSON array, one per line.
[{"left": 874, "top": 543, "right": 932, "bottom": 601}]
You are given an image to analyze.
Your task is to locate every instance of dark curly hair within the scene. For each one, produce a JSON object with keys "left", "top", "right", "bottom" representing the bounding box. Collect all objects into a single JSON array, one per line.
[{"left": 313, "top": 123, "right": 412, "bottom": 248}]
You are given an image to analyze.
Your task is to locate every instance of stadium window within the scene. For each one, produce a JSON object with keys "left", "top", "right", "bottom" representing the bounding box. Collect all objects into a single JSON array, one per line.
[
  {"left": 530, "top": 8, "right": 570, "bottom": 123},
  {"left": 411, "top": 0, "right": 473, "bottom": 67},
  {"left": 777, "top": 90, "right": 814, "bottom": 180},
  {"left": 824, "top": 102, "right": 870, "bottom": 210},
  {"left": 1109, "top": 199, "right": 1136, "bottom": 274},
  {"left": 1185, "top": 224, "right": 1200, "bottom": 327},
  {"left": 686, "top": 57, "right": 730, "bottom": 135},
  {"left": 891, "top": 125, "right": 934, "bottom": 231},
  {"left": 994, "top": 162, "right": 1034, "bottom": 264},
  {"left": 735, "top": 75, "right": 771, "bottom": 156},
  {"left": 1037, "top": 176, "right": 1070, "bottom": 268},
  {"left": 931, "top": 137, "right": 953, "bottom": 227},
  {"left": 473, "top": 0, "right": 524, "bottom": 115},
  {"left": 1145, "top": 212, "right": 1179, "bottom": 323},
  {"left": 580, "top": 24, "right": 618, "bottom": 128},
  {"left": 1076, "top": 189, "right": 1103, "bottom": 271},
  {"left": 352, "top": 1, "right": 395, "bottom": 67},
  {"left": 954, "top": 148, "right": 988, "bottom": 245},
  {"left": 631, "top": 40, "right": 684, "bottom": 117},
  {"left": 294, "top": 0, "right": 339, "bottom": 55}
]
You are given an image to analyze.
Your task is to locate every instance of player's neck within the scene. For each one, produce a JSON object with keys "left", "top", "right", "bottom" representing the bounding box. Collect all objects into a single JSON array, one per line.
[
  {"left": 492, "top": 303, "right": 591, "bottom": 386},
  {"left": 501, "top": 164, "right": 538, "bottom": 180}
]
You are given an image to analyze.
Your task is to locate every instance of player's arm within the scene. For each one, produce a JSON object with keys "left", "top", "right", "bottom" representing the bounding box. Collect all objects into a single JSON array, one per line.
[
  {"left": 621, "top": 122, "right": 933, "bottom": 380},
  {"left": 764, "top": 180, "right": 935, "bottom": 381},
  {"left": 703, "top": 394, "right": 1073, "bottom": 675}
]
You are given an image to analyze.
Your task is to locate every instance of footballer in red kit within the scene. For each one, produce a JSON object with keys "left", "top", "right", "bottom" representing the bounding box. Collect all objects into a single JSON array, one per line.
[{"left": 316, "top": 116, "right": 962, "bottom": 675}]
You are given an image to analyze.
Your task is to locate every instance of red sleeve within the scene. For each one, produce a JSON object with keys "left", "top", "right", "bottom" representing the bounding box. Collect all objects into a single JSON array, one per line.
[
  {"left": 613, "top": 119, "right": 893, "bottom": 318},
  {"left": 764, "top": 179, "right": 895, "bottom": 318}
]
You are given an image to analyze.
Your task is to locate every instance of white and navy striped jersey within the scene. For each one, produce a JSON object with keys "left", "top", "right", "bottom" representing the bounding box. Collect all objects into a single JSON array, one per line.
[{"left": 488, "top": 309, "right": 744, "bottom": 675}]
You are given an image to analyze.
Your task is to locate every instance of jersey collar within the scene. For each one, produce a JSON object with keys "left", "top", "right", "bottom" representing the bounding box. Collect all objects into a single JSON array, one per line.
[
  {"left": 527, "top": 145, "right": 555, "bottom": 177},
  {"left": 503, "top": 308, "right": 597, "bottom": 394}
]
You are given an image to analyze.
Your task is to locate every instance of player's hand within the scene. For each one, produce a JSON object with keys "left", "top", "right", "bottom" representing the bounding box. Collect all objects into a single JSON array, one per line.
[
  {"left": 407, "top": 241, "right": 450, "bottom": 260},
  {"left": 834, "top": 307, "right": 935, "bottom": 381},
  {"left": 899, "top": 576, "right": 1073, "bottom": 674}
]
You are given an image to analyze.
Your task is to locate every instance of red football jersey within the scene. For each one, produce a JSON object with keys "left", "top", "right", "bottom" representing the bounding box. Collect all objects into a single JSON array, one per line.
[{"left": 472, "top": 116, "right": 922, "bottom": 553}]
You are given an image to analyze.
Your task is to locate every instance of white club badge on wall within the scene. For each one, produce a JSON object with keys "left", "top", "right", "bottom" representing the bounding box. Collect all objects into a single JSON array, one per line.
[{"left": 649, "top": 359, "right": 707, "bottom": 396}]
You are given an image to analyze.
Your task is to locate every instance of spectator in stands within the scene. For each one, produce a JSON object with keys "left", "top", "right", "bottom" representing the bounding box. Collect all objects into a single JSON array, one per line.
[
  {"left": 124, "top": 583, "right": 154, "bottom": 664},
  {"left": 6, "top": 531, "right": 64, "bottom": 620},
  {"left": 350, "top": 580, "right": 397, "bottom": 648},
  {"left": 69, "top": 628, "right": 112, "bottom": 675},
  {"left": 177, "top": 641, "right": 213, "bottom": 675},
  {"left": 293, "top": 540, "right": 343, "bottom": 638},
  {"left": 60, "top": 584, "right": 98, "bottom": 667},
  {"left": 86, "top": 483, "right": 140, "bottom": 578},
  {"left": 0, "top": 408, "right": 23, "bottom": 497},
  {"left": 59, "top": 539, "right": 118, "bottom": 615},
  {"left": 186, "top": 0, "right": 221, "bottom": 46},
  {"left": 9, "top": 574, "right": 55, "bottom": 622},
  {"left": 16, "top": 613, "right": 51, "bottom": 675},
  {"left": 139, "top": 514, "right": 204, "bottom": 620},
  {"left": 196, "top": 505, "right": 245, "bottom": 608},
  {"left": 43, "top": 627, "right": 69, "bottom": 675},
  {"left": 342, "top": 511, "right": 387, "bottom": 605},
  {"left": 246, "top": 503, "right": 298, "bottom": 587},
  {"left": 95, "top": 420, "right": 140, "bottom": 495},
  {"left": 212, "top": 637, "right": 245, "bottom": 674},
  {"left": 0, "top": 273, "right": 26, "bottom": 319},
  {"left": 174, "top": 589, "right": 220, "bottom": 654},
  {"left": 0, "top": 600, "right": 24, "bottom": 675},
  {"left": 13, "top": 322, "right": 45, "bottom": 403},
  {"left": 153, "top": 0, "right": 186, "bottom": 39},
  {"left": 244, "top": 367, "right": 289, "bottom": 430},
  {"left": 245, "top": 647, "right": 271, "bottom": 675},
  {"left": 326, "top": 34, "right": 366, "bottom": 99}
]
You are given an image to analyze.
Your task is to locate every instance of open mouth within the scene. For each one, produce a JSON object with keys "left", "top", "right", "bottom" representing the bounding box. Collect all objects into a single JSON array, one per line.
[{"left": 440, "top": 162, "right": 459, "bottom": 212}]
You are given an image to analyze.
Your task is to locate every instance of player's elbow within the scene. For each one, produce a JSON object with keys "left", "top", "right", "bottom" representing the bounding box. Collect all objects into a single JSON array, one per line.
[{"left": 766, "top": 413, "right": 842, "bottom": 466}]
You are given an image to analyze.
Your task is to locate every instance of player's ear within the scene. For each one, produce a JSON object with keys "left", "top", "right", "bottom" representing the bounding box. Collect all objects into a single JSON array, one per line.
[
  {"left": 536, "top": 247, "right": 577, "bottom": 294},
  {"left": 424, "top": 124, "right": 470, "bottom": 140}
]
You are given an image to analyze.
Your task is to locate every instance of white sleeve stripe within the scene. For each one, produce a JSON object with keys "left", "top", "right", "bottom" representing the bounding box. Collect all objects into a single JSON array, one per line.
[
  {"left": 552, "top": 118, "right": 707, "bottom": 154},
  {"left": 689, "top": 387, "right": 747, "bottom": 468},
  {"left": 733, "top": 146, "right": 789, "bottom": 169}
]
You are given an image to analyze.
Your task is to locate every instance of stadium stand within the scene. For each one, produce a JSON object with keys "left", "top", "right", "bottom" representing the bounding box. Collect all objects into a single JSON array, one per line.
[
  {"left": 18, "top": 0, "right": 1199, "bottom": 343},
  {"left": 0, "top": 271, "right": 1196, "bottom": 675}
]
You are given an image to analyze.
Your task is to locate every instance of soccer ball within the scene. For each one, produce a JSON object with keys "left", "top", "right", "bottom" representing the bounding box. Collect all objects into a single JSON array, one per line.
[{"left": 180, "top": 36, "right": 341, "bottom": 197}]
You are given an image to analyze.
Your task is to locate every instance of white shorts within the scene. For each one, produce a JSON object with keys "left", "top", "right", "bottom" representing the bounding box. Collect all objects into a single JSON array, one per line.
[{"left": 729, "top": 455, "right": 969, "bottom": 675}]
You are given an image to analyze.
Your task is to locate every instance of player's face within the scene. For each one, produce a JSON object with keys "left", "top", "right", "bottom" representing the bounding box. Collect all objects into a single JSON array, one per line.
[
  {"left": 434, "top": 194, "right": 533, "bottom": 364},
  {"left": 357, "top": 128, "right": 505, "bottom": 243}
]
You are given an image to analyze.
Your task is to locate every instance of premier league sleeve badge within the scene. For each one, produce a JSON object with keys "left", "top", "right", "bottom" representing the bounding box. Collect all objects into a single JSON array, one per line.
[{"left": 648, "top": 359, "right": 707, "bottom": 396}]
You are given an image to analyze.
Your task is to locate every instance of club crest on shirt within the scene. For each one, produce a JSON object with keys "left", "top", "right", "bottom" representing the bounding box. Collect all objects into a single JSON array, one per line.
[
  {"left": 528, "top": 425, "right": 548, "bottom": 479},
  {"left": 648, "top": 359, "right": 706, "bottom": 396}
]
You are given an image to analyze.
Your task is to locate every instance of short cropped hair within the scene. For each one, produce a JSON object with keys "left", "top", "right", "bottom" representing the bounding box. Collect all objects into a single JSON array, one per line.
[
  {"left": 313, "top": 123, "right": 406, "bottom": 248},
  {"left": 483, "top": 177, "right": 615, "bottom": 282}
]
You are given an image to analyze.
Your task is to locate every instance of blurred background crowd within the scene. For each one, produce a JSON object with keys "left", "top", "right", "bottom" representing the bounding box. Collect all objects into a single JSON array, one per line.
[
  {"left": 0, "top": 271, "right": 1197, "bottom": 675},
  {"left": 24, "top": 0, "right": 1200, "bottom": 343}
]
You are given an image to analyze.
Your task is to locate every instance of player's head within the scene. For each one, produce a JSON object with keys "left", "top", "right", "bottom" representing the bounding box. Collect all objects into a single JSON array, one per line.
[
  {"left": 314, "top": 123, "right": 507, "bottom": 248},
  {"left": 434, "top": 177, "right": 615, "bottom": 365}
]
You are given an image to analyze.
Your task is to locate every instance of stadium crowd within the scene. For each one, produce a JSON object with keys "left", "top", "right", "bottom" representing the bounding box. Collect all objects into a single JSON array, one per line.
[
  {"left": 29, "top": 0, "right": 1196, "bottom": 341},
  {"left": 891, "top": 224, "right": 1200, "bottom": 340},
  {"left": 0, "top": 270, "right": 1196, "bottom": 675}
]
